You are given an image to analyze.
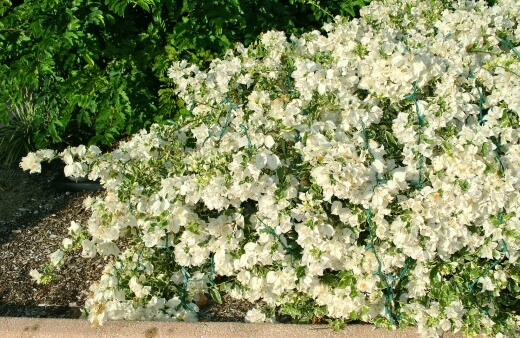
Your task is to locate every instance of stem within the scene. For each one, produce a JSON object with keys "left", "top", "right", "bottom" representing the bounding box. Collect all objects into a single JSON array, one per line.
[
  {"left": 297, "top": 0, "right": 334, "bottom": 20},
  {"left": 494, "top": 65, "right": 520, "bottom": 78}
]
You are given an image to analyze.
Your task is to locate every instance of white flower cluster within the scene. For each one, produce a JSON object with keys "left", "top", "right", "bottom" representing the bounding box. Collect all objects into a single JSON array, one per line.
[
  {"left": 19, "top": 149, "right": 56, "bottom": 173},
  {"left": 19, "top": 145, "right": 101, "bottom": 178},
  {"left": 22, "top": 0, "right": 520, "bottom": 336}
]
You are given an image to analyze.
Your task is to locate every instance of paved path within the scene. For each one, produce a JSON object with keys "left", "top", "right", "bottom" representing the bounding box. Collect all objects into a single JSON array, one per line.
[{"left": 0, "top": 317, "right": 471, "bottom": 338}]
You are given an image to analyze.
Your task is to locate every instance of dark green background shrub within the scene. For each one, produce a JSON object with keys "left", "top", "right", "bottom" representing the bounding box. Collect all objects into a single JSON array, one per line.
[{"left": 0, "top": 0, "right": 369, "bottom": 163}]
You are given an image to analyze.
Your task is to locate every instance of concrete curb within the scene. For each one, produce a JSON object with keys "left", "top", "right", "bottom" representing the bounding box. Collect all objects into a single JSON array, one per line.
[{"left": 0, "top": 317, "right": 470, "bottom": 338}]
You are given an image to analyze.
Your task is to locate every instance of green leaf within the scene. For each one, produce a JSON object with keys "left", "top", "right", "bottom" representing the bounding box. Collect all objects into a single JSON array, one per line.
[
  {"left": 313, "top": 305, "right": 327, "bottom": 318},
  {"left": 88, "top": 8, "right": 105, "bottom": 26},
  {"left": 280, "top": 303, "right": 302, "bottom": 318},
  {"left": 83, "top": 54, "right": 95, "bottom": 67},
  {"left": 209, "top": 287, "right": 222, "bottom": 304},
  {"left": 385, "top": 131, "right": 399, "bottom": 148},
  {"left": 338, "top": 270, "right": 356, "bottom": 289},
  {"left": 321, "top": 272, "right": 337, "bottom": 286}
]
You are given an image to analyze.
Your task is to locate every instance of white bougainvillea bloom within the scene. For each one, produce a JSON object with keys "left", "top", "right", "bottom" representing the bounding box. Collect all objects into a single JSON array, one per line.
[
  {"left": 29, "top": 269, "right": 42, "bottom": 283},
  {"left": 19, "top": 152, "right": 42, "bottom": 173},
  {"left": 81, "top": 239, "right": 97, "bottom": 258},
  {"left": 61, "top": 238, "right": 73, "bottom": 250},
  {"left": 244, "top": 308, "right": 267, "bottom": 323},
  {"left": 19, "top": 0, "right": 520, "bottom": 336},
  {"left": 67, "top": 221, "right": 82, "bottom": 235},
  {"left": 128, "top": 276, "right": 151, "bottom": 298},
  {"left": 49, "top": 249, "right": 64, "bottom": 266}
]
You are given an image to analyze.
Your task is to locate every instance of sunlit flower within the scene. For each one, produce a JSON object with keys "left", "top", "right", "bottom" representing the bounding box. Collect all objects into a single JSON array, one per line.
[
  {"left": 49, "top": 249, "right": 64, "bottom": 266},
  {"left": 245, "top": 308, "right": 267, "bottom": 323}
]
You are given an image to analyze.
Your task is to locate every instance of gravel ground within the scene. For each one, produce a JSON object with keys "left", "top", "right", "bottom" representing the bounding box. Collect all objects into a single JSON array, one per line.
[{"left": 0, "top": 161, "right": 256, "bottom": 321}]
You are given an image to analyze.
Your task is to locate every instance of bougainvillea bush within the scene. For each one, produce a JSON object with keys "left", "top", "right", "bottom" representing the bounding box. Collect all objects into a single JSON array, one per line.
[{"left": 22, "top": 0, "right": 520, "bottom": 336}]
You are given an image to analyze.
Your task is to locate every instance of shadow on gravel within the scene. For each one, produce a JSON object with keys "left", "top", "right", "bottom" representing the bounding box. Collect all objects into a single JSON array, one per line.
[
  {"left": 0, "top": 161, "right": 102, "bottom": 246},
  {"left": 0, "top": 302, "right": 81, "bottom": 319}
]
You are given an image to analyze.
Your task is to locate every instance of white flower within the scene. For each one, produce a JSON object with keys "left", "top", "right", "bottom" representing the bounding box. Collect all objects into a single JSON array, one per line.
[
  {"left": 318, "top": 223, "right": 335, "bottom": 238},
  {"left": 478, "top": 276, "right": 495, "bottom": 292},
  {"left": 356, "top": 277, "right": 376, "bottom": 294},
  {"left": 72, "top": 144, "right": 87, "bottom": 157},
  {"left": 245, "top": 308, "right": 267, "bottom": 323},
  {"left": 143, "top": 226, "right": 164, "bottom": 247},
  {"left": 266, "top": 154, "right": 280, "bottom": 170},
  {"left": 237, "top": 73, "right": 254, "bottom": 88},
  {"left": 255, "top": 152, "right": 268, "bottom": 170},
  {"left": 29, "top": 269, "right": 42, "bottom": 283},
  {"left": 64, "top": 162, "right": 87, "bottom": 178},
  {"left": 36, "top": 149, "right": 56, "bottom": 160},
  {"left": 61, "top": 238, "right": 74, "bottom": 250},
  {"left": 19, "top": 152, "right": 42, "bottom": 173},
  {"left": 62, "top": 151, "right": 74, "bottom": 165},
  {"left": 444, "top": 300, "right": 466, "bottom": 323},
  {"left": 89, "top": 145, "right": 102, "bottom": 155},
  {"left": 177, "top": 308, "right": 199, "bottom": 322},
  {"left": 68, "top": 221, "right": 82, "bottom": 235},
  {"left": 49, "top": 249, "right": 65, "bottom": 266},
  {"left": 96, "top": 242, "right": 120, "bottom": 256},
  {"left": 128, "top": 276, "right": 151, "bottom": 298},
  {"left": 264, "top": 135, "right": 275, "bottom": 149},
  {"left": 165, "top": 297, "right": 181, "bottom": 310},
  {"left": 81, "top": 239, "right": 97, "bottom": 258}
]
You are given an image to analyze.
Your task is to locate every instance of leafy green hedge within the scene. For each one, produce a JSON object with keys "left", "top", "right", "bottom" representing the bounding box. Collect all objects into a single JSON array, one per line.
[{"left": 0, "top": 0, "right": 369, "bottom": 162}]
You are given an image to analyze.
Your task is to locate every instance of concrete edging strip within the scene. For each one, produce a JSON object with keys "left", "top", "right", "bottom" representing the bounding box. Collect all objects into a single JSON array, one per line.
[{"left": 0, "top": 317, "right": 470, "bottom": 338}]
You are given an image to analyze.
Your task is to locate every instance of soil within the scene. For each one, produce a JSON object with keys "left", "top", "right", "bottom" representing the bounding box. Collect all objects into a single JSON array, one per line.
[{"left": 0, "top": 161, "right": 256, "bottom": 322}]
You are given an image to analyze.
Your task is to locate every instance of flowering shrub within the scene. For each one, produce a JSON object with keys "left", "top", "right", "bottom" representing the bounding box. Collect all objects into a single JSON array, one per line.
[{"left": 22, "top": 0, "right": 520, "bottom": 336}]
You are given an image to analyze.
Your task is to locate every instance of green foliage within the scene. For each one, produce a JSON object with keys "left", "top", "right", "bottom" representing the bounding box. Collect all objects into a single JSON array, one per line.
[
  {"left": 0, "top": 0, "right": 11, "bottom": 16},
  {"left": 0, "top": 0, "right": 370, "bottom": 153},
  {"left": 0, "top": 0, "right": 163, "bottom": 148},
  {"left": 278, "top": 294, "right": 328, "bottom": 323},
  {"left": 0, "top": 93, "right": 40, "bottom": 164}
]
